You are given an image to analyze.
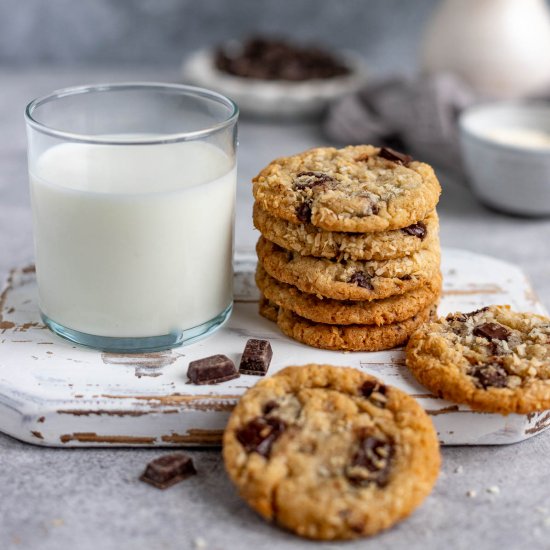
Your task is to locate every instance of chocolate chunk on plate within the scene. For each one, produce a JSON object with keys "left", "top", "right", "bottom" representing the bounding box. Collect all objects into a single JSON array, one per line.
[
  {"left": 187, "top": 354, "right": 239, "bottom": 385},
  {"left": 239, "top": 339, "right": 273, "bottom": 375},
  {"left": 140, "top": 453, "right": 197, "bottom": 490}
]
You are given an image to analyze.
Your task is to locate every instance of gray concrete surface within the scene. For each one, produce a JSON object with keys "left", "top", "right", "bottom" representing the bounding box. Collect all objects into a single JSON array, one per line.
[
  {"left": 0, "top": 0, "right": 438, "bottom": 74},
  {"left": 1, "top": 67, "right": 550, "bottom": 550}
]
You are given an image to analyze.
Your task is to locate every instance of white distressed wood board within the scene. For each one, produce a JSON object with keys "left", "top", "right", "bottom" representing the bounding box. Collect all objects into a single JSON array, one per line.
[{"left": 0, "top": 247, "right": 548, "bottom": 448}]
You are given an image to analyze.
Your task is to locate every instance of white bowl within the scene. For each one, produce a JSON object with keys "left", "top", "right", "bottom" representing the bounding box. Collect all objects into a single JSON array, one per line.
[
  {"left": 182, "top": 48, "right": 367, "bottom": 119},
  {"left": 459, "top": 101, "right": 550, "bottom": 216}
]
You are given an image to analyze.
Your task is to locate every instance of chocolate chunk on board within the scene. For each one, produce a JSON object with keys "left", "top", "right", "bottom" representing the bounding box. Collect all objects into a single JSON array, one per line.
[
  {"left": 239, "top": 339, "right": 273, "bottom": 375},
  {"left": 187, "top": 354, "right": 239, "bottom": 385},
  {"left": 140, "top": 453, "right": 197, "bottom": 490}
]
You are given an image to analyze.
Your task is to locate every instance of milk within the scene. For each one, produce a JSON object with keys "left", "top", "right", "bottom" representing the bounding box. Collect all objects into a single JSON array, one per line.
[
  {"left": 483, "top": 127, "right": 550, "bottom": 149},
  {"left": 30, "top": 140, "right": 236, "bottom": 338}
]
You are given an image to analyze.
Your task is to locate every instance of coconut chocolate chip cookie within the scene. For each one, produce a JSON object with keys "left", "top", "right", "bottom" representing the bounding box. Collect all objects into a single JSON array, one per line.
[
  {"left": 256, "top": 235, "right": 441, "bottom": 301},
  {"left": 406, "top": 305, "right": 550, "bottom": 414},
  {"left": 256, "top": 264, "right": 442, "bottom": 326},
  {"left": 277, "top": 304, "right": 436, "bottom": 352},
  {"left": 252, "top": 145, "right": 441, "bottom": 233},
  {"left": 223, "top": 364, "right": 440, "bottom": 540},
  {"left": 253, "top": 202, "right": 439, "bottom": 261}
]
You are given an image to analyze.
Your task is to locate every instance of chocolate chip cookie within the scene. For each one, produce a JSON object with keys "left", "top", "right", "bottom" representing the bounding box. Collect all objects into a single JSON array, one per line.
[
  {"left": 223, "top": 364, "right": 440, "bottom": 540},
  {"left": 259, "top": 295, "right": 279, "bottom": 323},
  {"left": 256, "top": 264, "right": 442, "bottom": 326},
  {"left": 252, "top": 145, "right": 441, "bottom": 233},
  {"left": 277, "top": 304, "right": 436, "bottom": 352},
  {"left": 406, "top": 305, "right": 550, "bottom": 414},
  {"left": 257, "top": 235, "right": 440, "bottom": 301},
  {"left": 254, "top": 203, "right": 438, "bottom": 261}
]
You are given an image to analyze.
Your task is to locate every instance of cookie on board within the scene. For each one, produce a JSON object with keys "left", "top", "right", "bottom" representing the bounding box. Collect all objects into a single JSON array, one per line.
[{"left": 406, "top": 305, "right": 550, "bottom": 414}]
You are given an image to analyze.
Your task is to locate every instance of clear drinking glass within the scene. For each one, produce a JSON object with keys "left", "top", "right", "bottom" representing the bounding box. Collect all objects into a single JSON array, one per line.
[{"left": 25, "top": 83, "right": 238, "bottom": 352}]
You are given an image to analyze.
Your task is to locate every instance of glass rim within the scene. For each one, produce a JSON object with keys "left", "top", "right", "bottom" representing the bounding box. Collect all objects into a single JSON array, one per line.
[{"left": 24, "top": 82, "right": 239, "bottom": 145}]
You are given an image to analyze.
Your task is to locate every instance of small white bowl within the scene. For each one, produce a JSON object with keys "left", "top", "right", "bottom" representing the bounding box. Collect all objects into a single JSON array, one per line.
[
  {"left": 459, "top": 101, "right": 550, "bottom": 216},
  {"left": 182, "top": 48, "right": 367, "bottom": 119}
]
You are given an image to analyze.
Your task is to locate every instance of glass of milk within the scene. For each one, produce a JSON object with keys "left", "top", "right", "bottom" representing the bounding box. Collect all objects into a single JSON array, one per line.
[{"left": 25, "top": 83, "right": 238, "bottom": 352}]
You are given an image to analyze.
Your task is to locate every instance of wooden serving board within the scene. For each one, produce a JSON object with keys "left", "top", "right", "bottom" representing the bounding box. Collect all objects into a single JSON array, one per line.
[{"left": 0, "top": 248, "right": 548, "bottom": 447}]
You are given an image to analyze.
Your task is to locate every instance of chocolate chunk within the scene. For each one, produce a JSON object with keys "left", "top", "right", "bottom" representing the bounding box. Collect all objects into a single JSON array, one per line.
[
  {"left": 360, "top": 380, "right": 387, "bottom": 408},
  {"left": 295, "top": 171, "right": 333, "bottom": 187},
  {"left": 215, "top": 37, "right": 350, "bottom": 81},
  {"left": 348, "top": 271, "right": 374, "bottom": 290},
  {"left": 347, "top": 433, "right": 394, "bottom": 487},
  {"left": 239, "top": 338, "right": 273, "bottom": 375},
  {"left": 473, "top": 322, "right": 510, "bottom": 342},
  {"left": 236, "top": 416, "right": 286, "bottom": 457},
  {"left": 465, "top": 306, "right": 490, "bottom": 317},
  {"left": 140, "top": 453, "right": 197, "bottom": 489},
  {"left": 399, "top": 274, "right": 412, "bottom": 281},
  {"left": 296, "top": 200, "right": 312, "bottom": 223},
  {"left": 187, "top": 354, "right": 239, "bottom": 385},
  {"left": 401, "top": 221, "right": 427, "bottom": 240},
  {"left": 446, "top": 312, "right": 467, "bottom": 322},
  {"left": 378, "top": 147, "right": 413, "bottom": 165},
  {"left": 262, "top": 400, "right": 279, "bottom": 414},
  {"left": 448, "top": 308, "right": 495, "bottom": 324},
  {"left": 469, "top": 363, "right": 509, "bottom": 389}
]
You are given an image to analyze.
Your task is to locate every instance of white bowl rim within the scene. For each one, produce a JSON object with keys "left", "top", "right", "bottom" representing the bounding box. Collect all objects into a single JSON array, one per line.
[{"left": 459, "top": 100, "right": 550, "bottom": 156}]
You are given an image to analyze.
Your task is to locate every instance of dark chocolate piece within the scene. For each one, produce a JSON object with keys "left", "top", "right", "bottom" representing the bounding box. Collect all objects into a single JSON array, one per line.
[
  {"left": 468, "top": 363, "right": 509, "bottom": 389},
  {"left": 140, "top": 453, "right": 197, "bottom": 489},
  {"left": 262, "top": 400, "right": 279, "bottom": 414},
  {"left": 360, "top": 380, "right": 387, "bottom": 408},
  {"left": 239, "top": 338, "right": 273, "bottom": 375},
  {"left": 215, "top": 37, "right": 351, "bottom": 81},
  {"left": 348, "top": 271, "right": 374, "bottom": 290},
  {"left": 187, "top": 354, "right": 239, "bottom": 385},
  {"left": 401, "top": 221, "right": 427, "bottom": 240},
  {"left": 378, "top": 147, "right": 413, "bottom": 165},
  {"left": 347, "top": 433, "right": 394, "bottom": 487},
  {"left": 236, "top": 416, "right": 287, "bottom": 457},
  {"left": 447, "top": 307, "right": 490, "bottom": 323},
  {"left": 473, "top": 322, "right": 510, "bottom": 342},
  {"left": 294, "top": 171, "right": 335, "bottom": 190},
  {"left": 296, "top": 200, "right": 312, "bottom": 223}
]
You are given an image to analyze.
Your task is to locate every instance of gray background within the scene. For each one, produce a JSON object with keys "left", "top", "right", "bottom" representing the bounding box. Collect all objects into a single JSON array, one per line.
[
  {"left": 1, "top": 0, "right": 437, "bottom": 71},
  {"left": 2, "top": 2, "right": 550, "bottom": 550}
]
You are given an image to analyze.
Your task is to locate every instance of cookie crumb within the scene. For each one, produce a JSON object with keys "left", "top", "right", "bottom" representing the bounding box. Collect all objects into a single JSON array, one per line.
[
  {"left": 486, "top": 485, "right": 500, "bottom": 495},
  {"left": 454, "top": 465, "right": 463, "bottom": 474},
  {"left": 466, "top": 489, "right": 477, "bottom": 498},
  {"left": 194, "top": 536, "right": 207, "bottom": 549}
]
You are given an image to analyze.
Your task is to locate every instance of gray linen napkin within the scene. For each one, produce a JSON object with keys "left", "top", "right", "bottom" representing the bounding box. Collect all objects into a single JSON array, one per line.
[{"left": 324, "top": 73, "right": 477, "bottom": 171}]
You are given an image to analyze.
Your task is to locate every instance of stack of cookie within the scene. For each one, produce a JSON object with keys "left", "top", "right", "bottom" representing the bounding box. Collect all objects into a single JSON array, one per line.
[{"left": 252, "top": 145, "right": 442, "bottom": 352}]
